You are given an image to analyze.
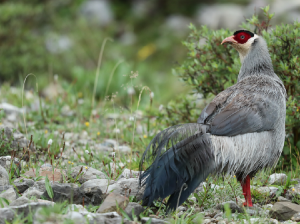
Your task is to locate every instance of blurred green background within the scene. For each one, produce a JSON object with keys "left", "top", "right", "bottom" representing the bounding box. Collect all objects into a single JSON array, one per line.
[{"left": 1, "top": 0, "right": 299, "bottom": 106}]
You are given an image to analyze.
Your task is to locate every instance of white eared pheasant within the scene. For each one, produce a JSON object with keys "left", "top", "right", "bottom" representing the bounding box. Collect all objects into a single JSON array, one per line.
[{"left": 139, "top": 30, "right": 287, "bottom": 211}]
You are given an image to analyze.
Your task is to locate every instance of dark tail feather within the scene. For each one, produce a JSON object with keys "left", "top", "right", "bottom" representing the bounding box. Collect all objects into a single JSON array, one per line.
[{"left": 139, "top": 124, "right": 215, "bottom": 212}]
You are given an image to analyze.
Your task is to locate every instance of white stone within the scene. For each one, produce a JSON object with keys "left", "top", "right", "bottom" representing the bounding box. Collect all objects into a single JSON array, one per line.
[
  {"left": 45, "top": 34, "right": 73, "bottom": 54},
  {"left": 80, "top": 0, "right": 113, "bottom": 26},
  {"left": 0, "top": 102, "right": 25, "bottom": 114},
  {"left": 117, "top": 146, "right": 131, "bottom": 153},
  {"left": 71, "top": 166, "right": 107, "bottom": 183},
  {"left": 0, "top": 188, "right": 17, "bottom": 206},
  {"left": 80, "top": 179, "right": 109, "bottom": 194},
  {"left": 257, "top": 186, "right": 279, "bottom": 195},
  {"left": 68, "top": 204, "right": 89, "bottom": 213},
  {"left": 195, "top": 4, "right": 244, "bottom": 30},
  {"left": 118, "top": 169, "right": 140, "bottom": 179},
  {"left": 164, "top": 15, "right": 191, "bottom": 36},
  {"left": 268, "top": 173, "right": 287, "bottom": 185},
  {"left": 0, "top": 165, "right": 9, "bottom": 186}
]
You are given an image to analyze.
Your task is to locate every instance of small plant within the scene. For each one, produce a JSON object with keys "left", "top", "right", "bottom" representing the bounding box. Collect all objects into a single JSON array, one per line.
[
  {"left": 251, "top": 189, "right": 270, "bottom": 205},
  {"left": 45, "top": 175, "right": 54, "bottom": 201},
  {"left": 0, "top": 197, "right": 9, "bottom": 208}
]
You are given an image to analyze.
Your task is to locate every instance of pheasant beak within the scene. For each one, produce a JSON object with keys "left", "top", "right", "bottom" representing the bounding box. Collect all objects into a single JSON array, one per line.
[{"left": 221, "top": 36, "right": 237, "bottom": 45}]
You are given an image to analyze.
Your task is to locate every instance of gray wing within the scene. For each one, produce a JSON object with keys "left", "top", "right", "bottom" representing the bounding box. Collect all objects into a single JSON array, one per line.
[{"left": 198, "top": 91, "right": 279, "bottom": 136}]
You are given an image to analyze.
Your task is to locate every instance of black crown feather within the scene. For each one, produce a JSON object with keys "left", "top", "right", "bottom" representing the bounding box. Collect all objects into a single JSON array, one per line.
[{"left": 233, "top": 30, "right": 255, "bottom": 37}]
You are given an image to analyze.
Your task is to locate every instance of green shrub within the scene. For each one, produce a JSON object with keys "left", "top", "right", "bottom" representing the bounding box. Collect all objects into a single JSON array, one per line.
[{"left": 172, "top": 6, "right": 300, "bottom": 169}]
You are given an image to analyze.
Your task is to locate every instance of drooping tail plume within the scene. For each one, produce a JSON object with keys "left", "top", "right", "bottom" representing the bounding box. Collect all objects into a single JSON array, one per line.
[{"left": 139, "top": 123, "right": 216, "bottom": 211}]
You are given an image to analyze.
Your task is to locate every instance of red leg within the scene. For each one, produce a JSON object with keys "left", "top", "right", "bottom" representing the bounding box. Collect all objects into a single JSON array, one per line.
[{"left": 240, "top": 175, "right": 253, "bottom": 207}]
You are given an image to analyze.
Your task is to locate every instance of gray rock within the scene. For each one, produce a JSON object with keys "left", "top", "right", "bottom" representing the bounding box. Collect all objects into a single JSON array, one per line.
[
  {"left": 107, "top": 178, "right": 143, "bottom": 200},
  {"left": 191, "top": 213, "right": 204, "bottom": 224},
  {"left": 270, "top": 202, "right": 300, "bottom": 220},
  {"left": 34, "top": 207, "right": 63, "bottom": 224},
  {"left": 194, "top": 182, "right": 205, "bottom": 193},
  {"left": 80, "top": 0, "right": 114, "bottom": 26},
  {"left": 286, "top": 183, "right": 300, "bottom": 200},
  {"left": 215, "top": 201, "right": 243, "bottom": 213},
  {"left": 63, "top": 211, "right": 86, "bottom": 224},
  {"left": 101, "top": 139, "right": 118, "bottom": 148},
  {"left": 94, "top": 144, "right": 113, "bottom": 152},
  {"left": 217, "top": 221, "right": 226, "bottom": 224},
  {"left": 107, "top": 162, "right": 125, "bottom": 173},
  {"left": 92, "top": 212, "right": 122, "bottom": 224},
  {"left": 14, "top": 179, "right": 34, "bottom": 193},
  {"left": 67, "top": 204, "right": 88, "bottom": 213},
  {"left": 97, "top": 192, "right": 128, "bottom": 213},
  {"left": 119, "top": 31, "right": 136, "bottom": 46},
  {"left": 118, "top": 168, "right": 140, "bottom": 180},
  {"left": 257, "top": 186, "right": 279, "bottom": 195},
  {"left": 195, "top": 4, "right": 244, "bottom": 29},
  {"left": 42, "top": 183, "right": 103, "bottom": 206},
  {"left": 80, "top": 179, "right": 107, "bottom": 195},
  {"left": 163, "top": 15, "right": 191, "bottom": 36},
  {"left": 245, "top": 205, "right": 263, "bottom": 216},
  {"left": 9, "top": 196, "right": 30, "bottom": 206},
  {"left": 280, "top": 221, "right": 296, "bottom": 224},
  {"left": 202, "top": 219, "right": 211, "bottom": 224},
  {"left": 213, "top": 211, "right": 223, "bottom": 219},
  {"left": 45, "top": 34, "right": 73, "bottom": 54},
  {"left": 0, "top": 103, "right": 24, "bottom": 114},
  {"left": 189, "top": 196, "right": 197, "bottom": 203},
  {"left": 1, "top": 202, "right": 52, "bottom": 223},
  {"left": 269, "top": 218, "right": 279, "bottom": 224},
  {"left": 177, "top": 206, "right": 186, "bottom": 212},
  {"left": 23, "top": 188, "right": 44, "bottom": 199},
  {"left": 0, "top": 127, "right": 35, "bottom": 153},
  {"left": 118, "top": 145, "right": 131, "bottom": 153},
  {"left": 131, "top": 0, "right": 154, "bottom": 18},
  {"left": 0, "top": 165, "right": 9, "bottom": 186},
  {"left": 0, "top": 156, "right": 21, "bottom": 176},
  {"left": 291, "top": 212, "right": 300, "bottom": 221},
  {"left": 0, "top": 103, "right": 25, "bottom": 122},
  {"left": 41, "top": 163, "right": 52, "bottom": 169},
  {"left": 0, "top": 185, "right": 12, "bottom": 194},
  {"left": 70, "top": 165, "right": 106, "bottom": 183},
  {"left": 263, "top": 204, "right": 273, "bottom": 209},
  {"left": 124, "top": 202, "right": 145, "bottom": 220},
  {"left": 141, "top": 217, "right": 168, "bottom": 224},
  {"left": 278, "top": 196, "right": 291, "bottom": 202},
  {"left": 268, "top": 173, "right": 287, "bottom": 185},
  {"left": 0, "top": 208, "right": 14, "bottom": 224},
  {"left": 271, "top": 0, "right": 300, "bottom": 24},
  {"left": 0, "top": 188, "right": 16, "bottom": 206},
  {"left": 32, "top": 180, "right": 46, "bottom": 192}
]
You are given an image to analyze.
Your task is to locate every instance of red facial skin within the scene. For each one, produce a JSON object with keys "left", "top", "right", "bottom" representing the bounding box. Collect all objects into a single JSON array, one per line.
[{"left": 233, "top": 32, "right": 252, "bottom": 44}]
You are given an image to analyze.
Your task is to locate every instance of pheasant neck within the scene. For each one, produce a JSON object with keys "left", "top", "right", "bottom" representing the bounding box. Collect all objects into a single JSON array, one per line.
[
  {"left": 240, "top": 175, "right": 253, "bottom": 207},
  {"left": 238, "top": 37, "right": 275, "bottom": 82}
]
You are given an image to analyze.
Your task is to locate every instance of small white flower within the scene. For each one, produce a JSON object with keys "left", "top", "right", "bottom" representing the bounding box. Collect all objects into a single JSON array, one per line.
[
  {"left": 150, "top": 92, "right": 154, "bottom": 99},
  {"left": 85, "top": 150, "right": 89, "bottom": 154},
  {"left": 129, "top": 116, "right": 135, "bottom": 121},
  {"left": 114, "top": 128, "right": 120, "bottom": 133},
  {"left": 60, "top": 148, "right": 63, "bottom": 152},
  {"left": 127, "top": 87, "right": 135, "bottom": 95},
  {"left": 159, "top": 104, "right": 164, "bottom": 111},
  {"left": 48, "top": 139, "right": 53, "bottom": 145}
]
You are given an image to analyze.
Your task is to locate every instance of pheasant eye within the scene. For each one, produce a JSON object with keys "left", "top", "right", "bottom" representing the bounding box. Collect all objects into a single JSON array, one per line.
[{"left": 240, "top": 35, "right": 245, "bottom": 39}]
